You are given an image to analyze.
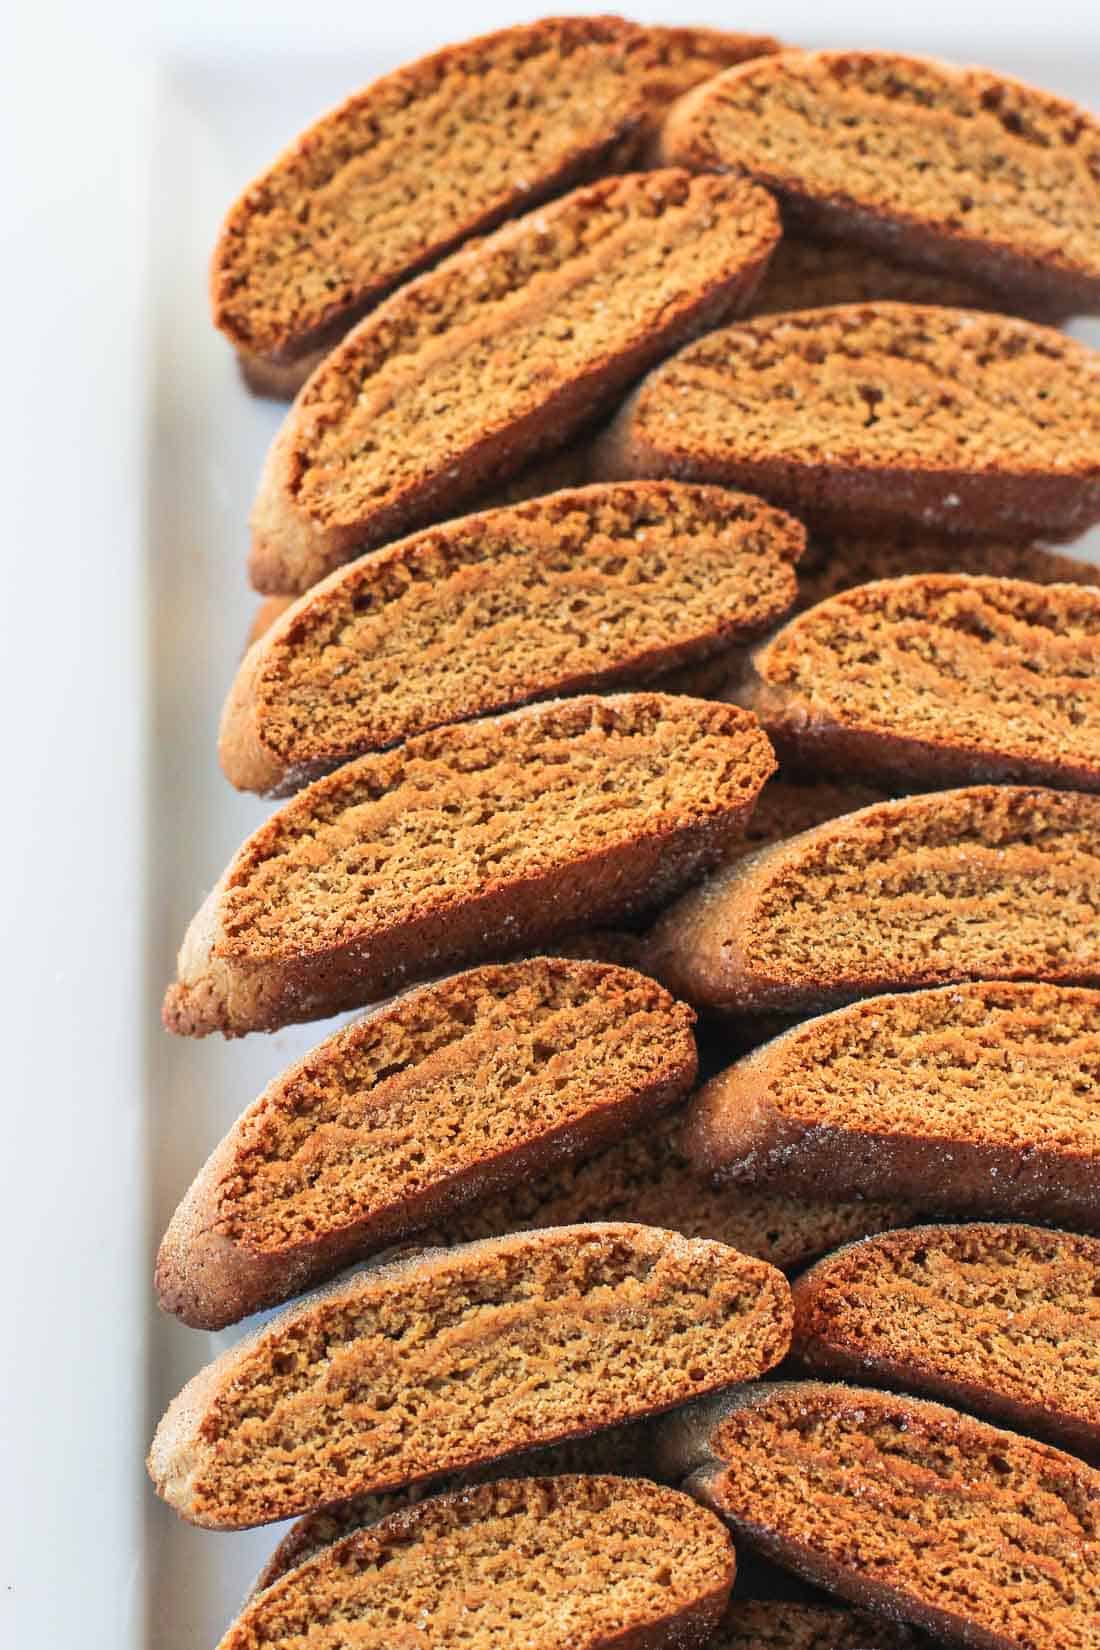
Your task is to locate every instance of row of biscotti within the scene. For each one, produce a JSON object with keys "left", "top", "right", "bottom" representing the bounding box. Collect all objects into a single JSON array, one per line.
[{"left": 214, "top": 23, "right": 1100, "bottom": 395}]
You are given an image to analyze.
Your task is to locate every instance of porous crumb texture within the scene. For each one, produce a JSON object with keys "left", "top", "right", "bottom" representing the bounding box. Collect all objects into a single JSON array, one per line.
[
  {"left": 212, "top": 18, "right": 655, "bottom": 362},
  {"left": 148, "top": 1224, "right": 792, "bottom": 1529},
  {"left": 156, "top": 958, "right": 699, "bottom": 1328},
  {"left": 250, "top": 1423, "right": 659, "bottom": 1595},
  {"left": 645, "top": 786, "right": 1100, "bottom": 1014},
  {"left": 419, "top": 1109, "right": 921, "bottom": 1272},
  {"left": 596, "top": 303, "right": 1100, "bottom": 544},
  {"left": 739, "top": 574, "right": 1100, "bottom": 790},
  {"left": 734, "top": 776, "right": 896, "bottom": 857},
  {"left": 748, "top": 236, "right": 1063, "bottom": 321},
  {"left": 249, "top": 170, "right": 780, "bottom": 592},
  {"left": 795, "top": 532, "right": 1100, "bottom": 611},
  {"left": 636, "top": 27, "right": 782, "bottom": 130},
  {"left": 685, "top": 983, "right": 1100, "bottom": 1228},
  {"left": 661, "top": 51, "right": 1100, "bottom": 312},
  {"left": 220, "top": 1475, "right": 734, "bottom": 1650},
  {"left": 685, "top": 1382, "right": 1100, "bottom": 1650},
  {"left": 711, "top": 1598, "right": 925, "bottom": 1650},
  {"left": 225, "top": 482, "right": 803, "bottom": 794},
  {"left": 163, "top": 694, "right": 776, "bottom": 1038},
  {"left": 792, "top": 1223, "right": 1100, "bottom": 1454}
]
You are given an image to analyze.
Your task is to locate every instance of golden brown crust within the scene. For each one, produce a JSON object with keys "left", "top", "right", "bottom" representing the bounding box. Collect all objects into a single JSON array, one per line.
[
  {"left": 155, "top": 957, "right": 698, "bottom": 1329},
  {"left": 164, "top": 693, "right": 776, "bottom": 1039},
  {"left": 730, "top": 574, "right": 1100, "bottom": 791},
  {"left": 791, "top": 1223, "right": 1100, "bottom": 1456},
  {"left": 593, "top": 303, "right": 1100, "bottom": 546},
  {"left": 248, "top": 170, "right": 780, "bottom": 593},
  {"left": 223, "top": 483, "right": 803, "bottom": 795},
  {"left": 148, "top": 1223, "right": 793, "bottom": 1528},
  {"left": 659, "top": 50, "right": 1100, "bottom": 314}
]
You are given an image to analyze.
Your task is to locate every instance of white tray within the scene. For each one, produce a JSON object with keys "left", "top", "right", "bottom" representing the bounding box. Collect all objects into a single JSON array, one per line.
[{"left": 4, "top": 7, "right": 1098, "bottom": 1648}]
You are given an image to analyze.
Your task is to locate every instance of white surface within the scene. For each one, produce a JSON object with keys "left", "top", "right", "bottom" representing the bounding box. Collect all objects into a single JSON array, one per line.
[{"left": 3, "top": 4, "right": 1099, "bottom": 1647}]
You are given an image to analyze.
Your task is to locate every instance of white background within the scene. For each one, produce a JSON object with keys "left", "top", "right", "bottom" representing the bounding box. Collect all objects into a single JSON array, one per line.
[{"left": 3, "top": 3, "right": 1099, "bottom": 1646}]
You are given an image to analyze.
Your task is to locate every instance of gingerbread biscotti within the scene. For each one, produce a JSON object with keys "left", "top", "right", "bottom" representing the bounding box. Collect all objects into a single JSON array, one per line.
[
  {"left": 731, "top": 574, "right": 1100, "bottom": 791},
  {"left": 795, "top": 531, "right": 1100, "bottom": 611},
  {"left": 594, "top": 304, "right": 1100, "bottom": 543},
  {"left": 658, "top": 50, "right": 1100, "bottom": 315},
  {"left": 223, "top": 483, "right": 803, "bottom": 795},
  {"left": 792, "top": 1223, "right": 1100, "bottom": 1455},
  {"left": 249, "top": 170, "right": 780, "bottom": 593},
  {"left": 683, "top": 983, "right": 1100, "bottom": 1229},
  {"left": 659, "top": 1381, "right": 1100, "bottom": 1650},
  {"left": 645, "top": 786, "right": 1100, "bottom": 1014},
  {"left": 157, "top": 957, "right": 698, "bottom": 1329},
  {"left": 164, "top": 694, "right": 775, "bottom": 1038},
  {"left": 214, "top": 19, "right": 656, "bottom": 388},
  {"left": 148, "top": 1223, "right": 792, "bottom": 1528},
  {"left": 222, "top": 1475, "right": 734, "bottom": 1650}
]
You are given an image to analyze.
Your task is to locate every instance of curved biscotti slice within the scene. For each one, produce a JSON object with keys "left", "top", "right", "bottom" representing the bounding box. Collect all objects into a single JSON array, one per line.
[
  {"left": 594, "top": 304, "right": 1100, "bottom": 544},
  {"left": 644, "top": 786, "right": 1100, "bottom": 1015},
  {"left": 163, "top": 694, "right": 776, "bottom": 1039},
  {"left": 734, "top": 574, "right": 1100, "bottom": 791},
  {"left": 157, "top": 957, "right": 699, "bottom": 1329},
  {"left": 661, "top": 1381, "right": 1100, "bottom": 1650},
  {"left": 249, "top": 171, "right": 780, "bottom": 593},
  {"left": 748, "top": 236, "right": 1064, "bottom": 322},
  {"left": 712, "top": 1600, "right": 926, "bottom": 1650},
  {"left": 684, "top": 983, "right": 1100, "bottom": 1229},
  {"left": 659, "top": 51, "right": 1100, "bottom": 315},
  {"left": 223, "top": 1475, "right": 733, "bottom": 1650},
  {"left": 796, "top": 532, "right": 1100, "bottom": 612},
  {"left": 213, "top": 19, "right": 655, "bottom": 377},
  {"left": 792, "top": 1223, "right": 1100, "bottom": 1456},
  {"left": 148, "top": 1223, "right": 792, "bottom": 1528},
  {"left": 225, "top": 483, "right": 804, "bottom": 795},
  {"left": 420, "top": 1107, "right": 921, "bottom": 1269}
]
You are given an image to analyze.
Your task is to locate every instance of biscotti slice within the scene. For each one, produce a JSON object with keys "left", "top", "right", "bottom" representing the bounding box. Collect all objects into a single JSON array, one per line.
[
  {"left": 658, "top": 51, "right": 1100, "bottom": 315},
  {"left": 732, "top": 574, "right": 1100, "bottom": 791},
  {"left": 222, "top": 1475, "right": 734, "bottom": 1650},
  {"left": 249, "top": 1422, "right": 659, "bottom": 1596},
  {"left": 213, "top": 19, "right": 656, "bottom": 382},
  {"left": 792, "top": 1223, "right": 1100, "bottom": 1456},
  {"left": 249, "top": 171, "right": 780, "bottom": 593},
  {"left": 226, "top": 483, "right": 803, "bottom": 794},
  {"left": 735, "top": 776, "right": 894, "bottom": 857},
  {"left": 594, "top": 304, "right": 1100, "bottom": 543},
  {"left": 712, "top": 1599, "right": 926, "bottom": 1650},
  {"left": 748, "top": 236, "right": 1065, "bottom": 322},
  {"left": 156, "top": 957, "right": 698, "bottom": 1329},
  {"left": 796, "top": 531, "right": 1100, "bottom": 612},
  {"left": 644, "top": 785, "right": 1100, "bottom": 1015},
  {"left": 423, "top": 1107, "right": 922, "bottom": 1270},
  {"left": 163, "top": 693, "right": 776, "bottom": 1038},
  {"left": 660, "top": 1381, "right": 1100, "bottom": 1650},
  {"left": 148, "top": 1222, "right": 792, "bottom": 1528},
  {"left": 684, "top": 983, "right": 1100, "bottom": 1229}
]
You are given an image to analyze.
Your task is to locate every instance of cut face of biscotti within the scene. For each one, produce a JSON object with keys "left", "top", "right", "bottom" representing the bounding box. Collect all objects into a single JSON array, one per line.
[
  {"left": 212, "top": 19, "right": 656, "bottom": 375},
  {"left": 684, "top": 983, "right": 1100, "bottom": 1230},
  {"left": 644, "top": 786, "right": 1100, "bottom": 1015},
  {"left": 224, "top": 483, "right": 804, "bottom": 795},
  {"left": 249, "top": 1423, "right": 659, "bottom": 1597},
  {"left": 748, "top": 236, "right": 1066, "bottom": 322},
  {"left": 148, "top": 1223, "right": 793, "bottom": 1529},
  {"left": 156, "top": 957, "right": 699, "bottom": 1329},
  {"left": 659, "top": 50, "right": 1100, "bottom": 315},
  {"left": 249, "top": 171, "right": 780, "bottom": 593},
  {"left": 665, "top": 1382, "right": 1100, "bottom": 1650},
  {"left": 796, "top": 531, "right": 1100, "bottom": 612},
  {"left": 733, "top": 574, "right": 1100, "bottom": 791},
  {"left": 735, "top": 776, "right": 894, "bottom": 858},
  {"left": 792, "top": 1223, "right": 1100, "bottom": 1457},
  {"left": 711, "top": 1599, "right": 926, "bottom": 1650},
  {"left": 418, "top": 1107, "right": 922, "bottom": 1271},
  {"left": 163, "top": 693, "right": 776, "bottom": 1039},
  {"left": 595, "top": 304, "right": 1100, "bottom": 544}
]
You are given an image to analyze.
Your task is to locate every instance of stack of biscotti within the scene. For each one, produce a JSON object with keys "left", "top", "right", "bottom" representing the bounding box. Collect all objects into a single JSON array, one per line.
[{"left": 156, "top": 23, "right": 1100, "bottom": 1650}]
